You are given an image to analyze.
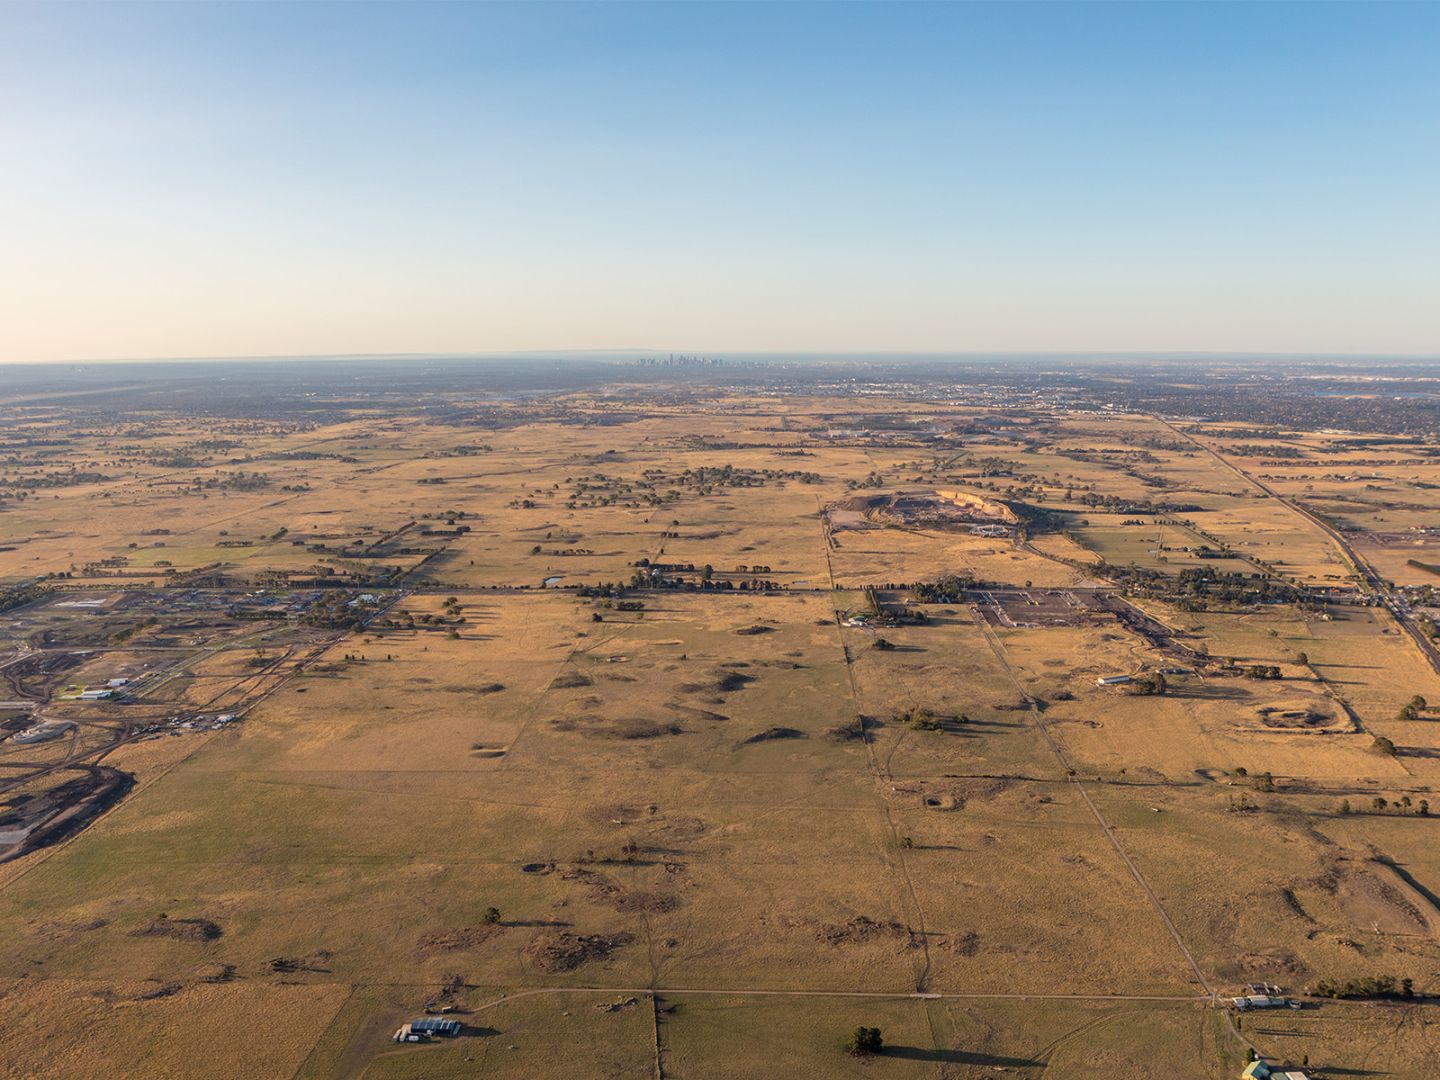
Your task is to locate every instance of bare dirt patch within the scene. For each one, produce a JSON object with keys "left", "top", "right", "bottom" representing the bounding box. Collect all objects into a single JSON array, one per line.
[
  {"left": 417, "top": 925, "right": 505, "bottom": 952},
  {"left": 130, "top": 917, "right": 222, "bottom": 942},
  {"left": 817, "top": 916, "right": 914, "bottom": 947},
  {"left": 525, "top": 930, "right": 633, "bottom": 973}
]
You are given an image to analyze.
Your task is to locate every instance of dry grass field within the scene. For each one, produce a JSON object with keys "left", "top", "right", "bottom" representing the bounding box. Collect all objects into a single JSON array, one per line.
[{"left": 2, "top": 387, "right": 1440, "bottom": 1077}]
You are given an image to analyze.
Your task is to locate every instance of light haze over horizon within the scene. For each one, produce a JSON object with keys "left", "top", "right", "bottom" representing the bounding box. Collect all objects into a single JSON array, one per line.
[{"left": 3, "top": 1, "right": 1438, "bottom": 364}]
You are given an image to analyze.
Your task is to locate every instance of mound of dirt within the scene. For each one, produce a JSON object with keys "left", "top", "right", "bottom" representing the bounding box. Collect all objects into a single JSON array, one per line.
[
  {"left": 938, "top": 930, "right": 980, "bottom": 956},
  {"left": 1254, "top": 700, "right": 1343, "bottom": 730},
  {"left": 526, "top": 930, "right": 632, "bottom": 973},
  {"left": 649, "top": 814, "right": 706, "bottom": 841},
  {"left": 943, "top": 777, "right": 1017, "bottom": 802},
  {"left": 1233, "top": 949, "right": 1308, "bottom": 980},
  {"left": 826, "top": 718, "right": 868, "bottom": 742},
  {"left": 131, "top": 917, "right": 222, "bottom": 942},
  {"left": 418, "top": 924, "right": 504, "bottom": 952},
  {"left": 563, "top": 867, "right": 679, "bottom": 914},
  {"left": 554, "top": 716, "right": 683, "bottom": 739},
  {"left": 923, "top": 794, "right": 964, "bottom": 811},
  {"left": 718, "top": 671, "right": 756, "bottom": 692},
  {"left": 669, "top": 704, "right": 728, "bottom": 723},
  {"left": 595, "top": 718, "right": 684, "bottom": 740},
  {"left": 735, "top": 726, "right": 806, "bottom": 748},
  {"left": 818, "top": 916, "right": 911, "bottom": 947}
]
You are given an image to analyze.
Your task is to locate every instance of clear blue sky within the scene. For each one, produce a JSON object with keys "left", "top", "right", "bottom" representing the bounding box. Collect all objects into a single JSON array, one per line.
[{"left": 2, "top": 1, "right": 1437, "bottom": 361}]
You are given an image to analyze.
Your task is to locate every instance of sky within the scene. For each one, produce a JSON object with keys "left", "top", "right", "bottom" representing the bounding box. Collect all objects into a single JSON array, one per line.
[{"left": 1, "top": 1, "right": 1438, "bottom": 363}]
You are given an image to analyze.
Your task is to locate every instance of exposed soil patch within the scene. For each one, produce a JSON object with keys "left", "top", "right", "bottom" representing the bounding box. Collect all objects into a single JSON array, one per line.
[
  {"left": 826, "top": 717, "right": 868, "bottom": 742},
  {"left": 131, "top": 917, "right": 222, "bottom": 942},
  {"left": 923, "top": 794, "right": 964, "bottom": 811},
  {"left": 525, "top": 930, "right": 633, "bottom": 973},
  {"left": 1253, "top": 700, "right": 1347, "bottom": 731},
  {"left": 418, "top": 924, "right": 505, "bottom": 952},
  {"left": 817, "top": 916, "right": 913, "bottom": 946},
  {"left": 678, "top": 670, "right": 757, "bottom": 696},
  {"left": 669, "top": 704, "right": 728, "bottom": 723},
  {"left": 596, "top": 718, "right": 684, "bottom": 740},
  {"left": 937, "top": 930, "right": 980, "bottom": 956},
  {"left": 562, "top": 867, "right": 678, "bottom": 913},
  {"left": 735, "top": 726, "right": 806, "bottom": 748}
]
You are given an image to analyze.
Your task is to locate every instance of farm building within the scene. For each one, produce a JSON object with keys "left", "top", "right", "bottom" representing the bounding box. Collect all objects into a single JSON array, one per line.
[
  {"left": 1242, "top": 1060, "right": 1311, "bottom": 1080},
  {"left": 409, "top": 1018, "right": 461, "bottom": 1037}
]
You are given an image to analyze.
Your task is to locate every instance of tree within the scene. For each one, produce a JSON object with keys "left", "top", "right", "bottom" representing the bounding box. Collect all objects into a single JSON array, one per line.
[
  {"left": 845, "top": 1027, "right": 883, "bottom": 1057},
  {"left": 701, "top": 564, "right": 714, "bottom": 582},
  {"left": 1420, "top": 799, "right": 1431, "bottom": 817},
  {"left": 481, "top": 906, "right": 501, "bottom": 925},
  {"left": 1339, "top": 799, "right": 1352, "bottom": 814},
  {"left": 1372, "top": 735, "right": 1397, "bottom": 756},
  {"left": 1374, "top": 797, "right": 1389, "bottom": 813}
]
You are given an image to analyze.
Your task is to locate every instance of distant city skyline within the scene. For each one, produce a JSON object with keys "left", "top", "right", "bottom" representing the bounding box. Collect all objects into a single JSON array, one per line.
[{"left": 2, "top": 1, "right": 1438, "bottom": 363}]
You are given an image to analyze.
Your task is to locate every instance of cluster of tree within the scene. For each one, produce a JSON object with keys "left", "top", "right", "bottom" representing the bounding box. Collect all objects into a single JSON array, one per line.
[
  {"left": 1105, "top": 565, "right": 1308, "bottom": 608},
  {"left": 110, "top": 616, "right": 160, "bottom": 644},
  {"left": 844, "top": 471, "right": 887, "bottom": 490},
  {"left": 576, "top": 582, "right": 629, "bottom": 599},
  {"left": 423, "top": 444, "right": 493, "bottom": 458},
  {"left": 0, "top": 468, "right": 113, "bottom": 491},
  {"left": 1398, "top": 694, "right": 1430, "bottom": 721},
  {"left": 565, "top": 464, "right": 821, "bottom": 510},
  {"left": 887, "top": 705, "right": 967, "bottom": 731},
  {"left": 910, "top": 574, "right": 977, "bottom": 604},
  {"left": 1128, "top": 672, "right": 1167, "bottom": 696},
  {"left": 188, "top": 470, "right": 271, "bottom": 491},
  {"left": 301, "top": 591, "right": 378, "bottom": 631},
  {"left": 0, "top": 579, "right": 51, "bottom": 614},
  {"left": 1338, "top": 795, "right": 1428, "bottom": 815},
  {"left": 1070, "top": 492, "right": 1202, "bottom": 514},
  {"left": 625, "top": 565, "right": 781, "bottom": 591},
  {"left": 1309, "top": 975, "right": 1414, "bottom": 1000},
  {"left": 1232, "top": 769, "right": 1277, "bottom": 792},
  {"left": 1243, "top": 664, "right": 1283, "bottom": 680}
]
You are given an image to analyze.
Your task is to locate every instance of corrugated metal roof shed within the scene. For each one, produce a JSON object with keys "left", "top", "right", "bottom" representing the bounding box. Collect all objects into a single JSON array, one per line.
[{"left": 410, "top": 1018, "right": 461, "bottom": 1036}]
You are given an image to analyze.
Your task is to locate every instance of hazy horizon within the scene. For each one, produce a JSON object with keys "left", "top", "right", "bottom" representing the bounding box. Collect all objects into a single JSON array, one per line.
[{"left": 3, "top": 1, "right": 1438, "bottom": 362}]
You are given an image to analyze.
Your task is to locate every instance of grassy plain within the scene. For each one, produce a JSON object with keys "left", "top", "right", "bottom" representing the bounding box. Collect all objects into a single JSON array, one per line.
[{"left": 2, "top": 392, "right": 1440, "bottom": 1077}]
